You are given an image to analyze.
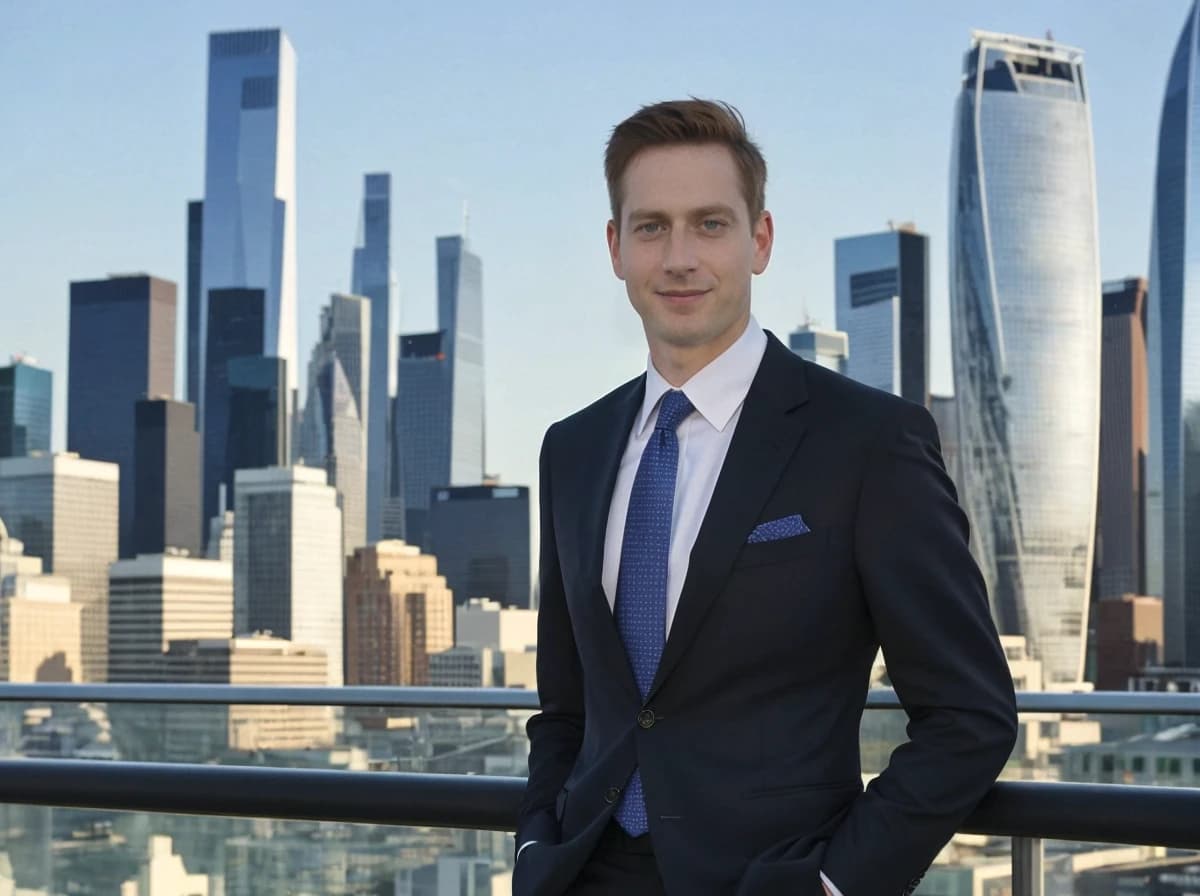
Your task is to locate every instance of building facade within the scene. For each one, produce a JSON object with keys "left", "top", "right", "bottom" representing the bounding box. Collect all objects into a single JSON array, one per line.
[
  {"left": 233, "top": 466, "right": 343, "bottom": 685},
  {"left": 787, "top": 324, "right": 848, "bottom": 374},
  {"left": 1147, "top": 1, "right": 1200, "bottom": 665},
  {"left": 0, "top": 358, "right": 51, "bottom": 458},
  {"left": 68, "top": 275, "right": 176, "bottom": 558},
  {"left": 834, "top": 226, "right": 929, "bottom": 405},
  {"left": 199, "top": 28, "right": 297, "bottom": 418},
  {"left": 949, "top": 30, "right": 1102, "bottom": 684},
  {"left": 133, "top": 399, "right": 201, "bottom": 558},
  {"left": 427, "top": 486, "right": 531, "bottom": 608},
  {"left": 350, "top": 173, "right": 393, "bottom": 543},
  {"left": 0, "top": 454, "right": 118, "bottom": 681}
]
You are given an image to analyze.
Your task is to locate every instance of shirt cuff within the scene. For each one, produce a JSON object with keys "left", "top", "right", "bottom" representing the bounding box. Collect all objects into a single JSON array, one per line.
[{"left": 820, "top": 871, "right": 844, "bottom": 896}]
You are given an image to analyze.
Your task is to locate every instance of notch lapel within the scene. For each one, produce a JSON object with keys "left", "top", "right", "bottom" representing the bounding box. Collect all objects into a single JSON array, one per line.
[
  {"left": 568, "top": 375, "right": 644, "bottom": 701},
  {"left": 648, "top": 336, "right": 810, "bottom": 701}
]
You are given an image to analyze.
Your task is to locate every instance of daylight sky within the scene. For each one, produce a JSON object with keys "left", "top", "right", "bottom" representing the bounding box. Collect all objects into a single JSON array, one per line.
[{"left": 0, "top": 0, "right": 1190, "bottom": 493}]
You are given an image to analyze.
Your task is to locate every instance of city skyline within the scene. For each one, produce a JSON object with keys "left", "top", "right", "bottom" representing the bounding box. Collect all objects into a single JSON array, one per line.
[{"left": 0, "top": 1, "right": 1189, "bottom": 500}]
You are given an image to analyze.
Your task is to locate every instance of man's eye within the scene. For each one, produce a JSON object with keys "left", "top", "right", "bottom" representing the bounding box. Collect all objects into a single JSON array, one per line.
[
  {"left": 637, "top": 222, "right": 664, "bottom": 234},
  {"left": 701, "top": 219, "right": 727, "bottom": 231}
]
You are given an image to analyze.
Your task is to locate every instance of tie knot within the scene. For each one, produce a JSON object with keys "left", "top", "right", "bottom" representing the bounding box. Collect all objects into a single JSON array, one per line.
[{"left": 655, "top": 390, "right": 694, "bottom": 433}]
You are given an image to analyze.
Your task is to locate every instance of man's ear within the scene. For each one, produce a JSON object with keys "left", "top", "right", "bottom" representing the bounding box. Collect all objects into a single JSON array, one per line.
[
  {"left": 751, "top": 210, "right": 774, "bottom": 276},
  {"left": 607, "top": 219, "right": 625, "bottom": 280}
]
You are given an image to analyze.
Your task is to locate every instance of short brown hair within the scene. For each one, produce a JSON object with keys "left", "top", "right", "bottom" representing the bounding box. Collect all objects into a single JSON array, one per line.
[{"left": 604, "top": 98, "right": 767, "bottom": 229}]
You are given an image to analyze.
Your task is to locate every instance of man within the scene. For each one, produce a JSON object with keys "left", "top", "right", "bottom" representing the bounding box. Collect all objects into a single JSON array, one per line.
[{"left": 515, "top": 99, "right": 1017, "bottom": 896}]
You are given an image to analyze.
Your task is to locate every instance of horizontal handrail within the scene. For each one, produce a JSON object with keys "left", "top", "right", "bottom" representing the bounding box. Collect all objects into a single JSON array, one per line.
[
  {"left": 0, "top": 759, "right": 1198, "bottom": 850},
  {"left": 0, "top": 684, "right": 1197, "bottom": 715}
]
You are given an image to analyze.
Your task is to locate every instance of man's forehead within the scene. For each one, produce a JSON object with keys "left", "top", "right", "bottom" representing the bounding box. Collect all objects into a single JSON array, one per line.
[{"left": 621, "top": 145, "right": 745, "bottom": 215}]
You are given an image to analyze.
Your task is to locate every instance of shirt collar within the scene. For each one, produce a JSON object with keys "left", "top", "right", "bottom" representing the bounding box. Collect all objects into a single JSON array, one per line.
[{"left": 636, "top": 316, "right": 767, "bottom": 437}]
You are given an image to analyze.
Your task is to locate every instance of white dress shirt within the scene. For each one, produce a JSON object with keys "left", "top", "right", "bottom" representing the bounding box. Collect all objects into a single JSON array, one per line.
[{"left": 526, "top": 316, "right": 841, "bottom": 895}]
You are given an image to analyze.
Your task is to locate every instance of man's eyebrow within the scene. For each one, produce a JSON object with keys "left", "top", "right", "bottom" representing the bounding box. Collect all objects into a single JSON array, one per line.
[{"left": 626, "top": 204, "right": 740, "bottom": 221}]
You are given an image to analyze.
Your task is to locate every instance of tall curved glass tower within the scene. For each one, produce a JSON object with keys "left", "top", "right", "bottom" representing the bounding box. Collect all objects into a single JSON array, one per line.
[
  {"left": 1148, "top": 2, "right": 1200, "bottom": 665},
  {"left": 949, "top": 31, "right": 1101, "bottom": 684}
]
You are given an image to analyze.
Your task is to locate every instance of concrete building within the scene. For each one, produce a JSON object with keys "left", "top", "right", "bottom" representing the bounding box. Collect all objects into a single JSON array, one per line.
[
  {"left": 1093, "top": 594, "right": 1163, "bottom": 691},
  {"left": 0, "top": 521, "right": 80, "bottom": 682},
  {"left": 107, "top": 553, "right": 233, "bottom": 682},
  {"left": 233, "top": 466, "right": 343, "bottom": 685},
  {"left": 344, "top": 540, "right": 453, "bottom": 686},
  {"left": 787, "top": 323, "right": 849, "bottom": 374},
  {"left": 0, "top": 453, "right": 118, "bottom": 681}
]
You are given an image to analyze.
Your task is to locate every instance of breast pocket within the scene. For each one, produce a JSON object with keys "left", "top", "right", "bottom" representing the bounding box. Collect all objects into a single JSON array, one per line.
[{"left": 733, "top": 526, "right": 831, "bottom": 568}]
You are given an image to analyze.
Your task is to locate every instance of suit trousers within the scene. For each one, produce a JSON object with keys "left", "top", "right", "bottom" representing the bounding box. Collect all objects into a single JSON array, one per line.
[{"left": 562, "top": 820, "right": 668, "bottom": 896}]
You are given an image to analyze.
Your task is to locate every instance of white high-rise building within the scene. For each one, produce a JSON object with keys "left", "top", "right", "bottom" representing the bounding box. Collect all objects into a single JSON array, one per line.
[
  {"left": 0, "top": 453, "right": 118, "bottom": 681},
  {"left": 199, "top": 29, "right": 298, "bottom": 417},
  {"left": 107, "top": 553, "right": 233, "bottom": 682},
  {"left": 233, "top": 466, "right": 343, "bottom": 684}
]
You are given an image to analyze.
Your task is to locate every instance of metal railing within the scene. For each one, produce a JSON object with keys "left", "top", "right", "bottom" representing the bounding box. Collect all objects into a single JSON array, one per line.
[{"left": 1, "top": 684, "right": 1198, "bottom": 896}]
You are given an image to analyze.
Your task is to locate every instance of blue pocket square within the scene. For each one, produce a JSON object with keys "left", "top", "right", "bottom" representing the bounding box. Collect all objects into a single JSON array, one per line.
[{"left": 746, "top": 514, "right": 810, "bottom": 544}]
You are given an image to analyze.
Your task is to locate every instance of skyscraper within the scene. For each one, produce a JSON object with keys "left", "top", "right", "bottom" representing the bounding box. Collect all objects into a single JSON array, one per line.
[
  {"left": 0, "top": 453, "right": 119, "bottom": 681},
  {"left": 344, "top": 540, "right": 453, "bottom": 686},
  {"left": 1147, "top": 1, "right": 1200, "bottom": 664},
  {"left": 949, "top": 31, "right": 1101, "bottom": 684},
  {"left": 394, "top": 236, "right": 485, "bottom": 547},
  {"left": 394, "top": 332, "right": 451, "bottom": 547},
  {"left": 107, "top": 553, "right": 233, "bottom": 682},
  {"left": 186, "top": 200, "right": 203, "bottom": 409},
  {"left": 224, "top": 355, "right": 288, "bottom": 501},
  {"left": 0, "top": 358, "right": 51, "bottom": 458},
  {"left": 68, "top": 275, "right": 176, "bottom": 558},
  {"left": 233, "top": 466, "right": 343, "bottom": 685},
  {"left": 427, "top": 484, "right": 531, "bottom": 608},
  {"left": 1096, "top": 278, "right": 1149, "bottom": 601},
  {"left": 834, "top": 226, "right": 929, "bottom": 405},
  {"left": 199, "top": 29, "right": 297, "bottom": 420},
  {"left": 787, "top": 324, "right": 848, "bottom": 375},
  {"left": 299, "top": 294, "right": 369, "bottom": 554},
  {"left": 133, "top": 399, "right": 201, "bottom": 558},
  {"left": 350, "top": 173, "right": 392, "bottom": 543},
  {"left": 202, "top": 287, "right": 266, "bottom": 533}
]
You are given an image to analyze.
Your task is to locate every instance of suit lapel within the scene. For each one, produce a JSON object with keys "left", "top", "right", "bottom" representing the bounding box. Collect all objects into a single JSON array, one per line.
[
  {"left": 570, "top": 375, "right": 644, "bottom": 700},
  {"left": 648, "top": 335, "right": 810, "bottom": 700}
]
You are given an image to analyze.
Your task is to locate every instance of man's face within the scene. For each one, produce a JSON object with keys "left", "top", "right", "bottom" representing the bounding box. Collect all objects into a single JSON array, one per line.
[{"left": 607, "top": 143, "right": 773, "bottom": 358}]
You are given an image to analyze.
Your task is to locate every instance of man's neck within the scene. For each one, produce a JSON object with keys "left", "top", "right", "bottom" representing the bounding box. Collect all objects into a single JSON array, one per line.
[{"left": 648, "top": 316, "right": 750, "bottom": 387}]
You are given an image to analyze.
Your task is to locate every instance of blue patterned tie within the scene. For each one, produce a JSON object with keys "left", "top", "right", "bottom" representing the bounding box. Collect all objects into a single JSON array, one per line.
[{"left": 614, "top": 388, "right": 694, "bottom": 836}]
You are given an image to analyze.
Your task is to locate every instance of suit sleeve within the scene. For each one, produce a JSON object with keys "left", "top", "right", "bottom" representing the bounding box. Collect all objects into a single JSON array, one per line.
[
  {"left": 517, "top": 424, "right": 585, "bottom": 848},
  {"left": 820, "top": 402, "right": 1018, "bottom": 894}
]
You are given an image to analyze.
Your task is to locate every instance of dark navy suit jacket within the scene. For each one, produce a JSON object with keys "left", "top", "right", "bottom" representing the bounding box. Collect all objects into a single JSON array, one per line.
[{"left": 516, "top": 332, "right": 1018, "bottom": 895}]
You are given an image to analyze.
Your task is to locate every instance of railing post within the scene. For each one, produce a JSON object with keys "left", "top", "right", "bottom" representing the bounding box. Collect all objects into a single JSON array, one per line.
[{"left": 1012, "top": 836, "right": 1044, "bottom": 896}]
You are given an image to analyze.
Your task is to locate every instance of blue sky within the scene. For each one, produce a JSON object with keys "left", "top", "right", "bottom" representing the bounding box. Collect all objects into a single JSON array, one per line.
[{"left": 0, "top": 1, "right": 1190, "bottom": 494}]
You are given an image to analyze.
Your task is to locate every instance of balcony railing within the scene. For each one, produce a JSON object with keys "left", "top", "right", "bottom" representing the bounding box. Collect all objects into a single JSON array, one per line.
[{"left": 1, "top": 685, "right": 1198, "bottom": 896}]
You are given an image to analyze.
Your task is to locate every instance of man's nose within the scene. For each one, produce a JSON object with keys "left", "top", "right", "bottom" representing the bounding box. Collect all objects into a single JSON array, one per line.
[{"left": 661, "top": 229, "right": 698, "bottom": 276}]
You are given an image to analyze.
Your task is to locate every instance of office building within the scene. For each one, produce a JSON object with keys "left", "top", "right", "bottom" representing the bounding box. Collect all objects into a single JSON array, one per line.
[
  {"left": 344, "top": 540, "right": 453, "bottom": 686},
  {"left": 199, "top": 29, "right": 297, "bottom": 418},
  {"left": 107, "top": 553, "right": 233, "bottom": 682},
  {"left": 394, "top": 236, "right": 484, "bottom": 547},
  {"left": 133, "top": 399, "right": 201, "bottom": 558},
  {"left": 949, "top": 31, "right": 1102, "bottom": 684},
  {"left": 834, "top": 225, "right": 929, "bottom": 404},
  {"left": 0, "top": 453, "right": 118, "bottom": 681},
  {"left": 0, "top": 357, "right": 51, "bottom": 458},
  {"left": 787, "top": 324, "right": 848, "bottom": 374},
  {"left": 68, "top": 275, "right": 175, "bottom": 558},
  {"left": 350, "top": 173, "right": 393, "bottom": 543},
  {"left": 298, "top": 294, "right": 369, "bottom": 554},
  {"left": 1147, "top": 1, "right": 1200, "bottom": 664},
  {"left": 1094, "top": 595, "right": 1163, "bottom": 691},
  {"left": 427, "top": 484, "right": 531, "bottom": 608},
  {"left": 233, "top": 466, "right": 343, "bottom": 685},
  {"left": 186, "top": 199, "right": 203, "bottom": 409},
  {"left": 0, "top": 518, "right": 80, "bottom": 682}
]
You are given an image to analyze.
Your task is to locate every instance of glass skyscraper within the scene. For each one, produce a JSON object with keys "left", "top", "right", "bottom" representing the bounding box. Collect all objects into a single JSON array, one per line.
[
  {"left": 834, "top": 226, "right": 929, "bottom": 406},
  {"left": 1147, "top": 1, "right": 1200, "bottom": 665},
  {"left": 949, "top": 31, "right": 1102, "bottom": 684},
  {"left": 427, "top": 485, "right": 532, "bottom": 609},
  {"left": 394, "top": 236, "right": 485, "bottom": 548},
  {"left": 68, "top": 275, "right": 177, "bottom": 559},
  {"left": 0, "top": 359, "right": 51, "bottom": 458},
  {"left": 199, "top": 29, "right": 297, "bottom": 419},
  {"left": 298, "top": 294, "right": 369, "bottom": 555},
  {"left": 351, "top": 173, "right": 392, "bottom": 543}
]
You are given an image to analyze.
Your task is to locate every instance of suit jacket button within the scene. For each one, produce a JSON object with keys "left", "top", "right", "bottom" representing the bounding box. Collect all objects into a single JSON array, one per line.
[
  {"left": 637, "top": 709, "right": 656, "bottom": 729},
  {"left": 604, "top": 787, "right": 621, "bottom": 804}
]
